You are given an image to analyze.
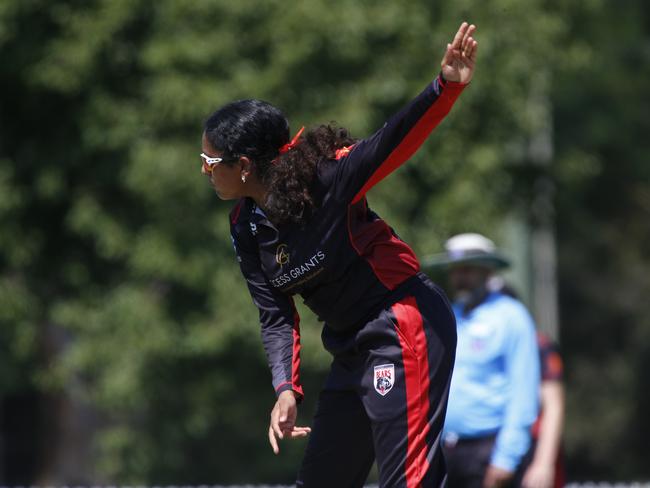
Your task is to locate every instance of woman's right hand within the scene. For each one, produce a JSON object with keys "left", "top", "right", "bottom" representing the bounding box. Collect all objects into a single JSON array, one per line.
[
  {"left": 440, "top": 21, "right": 478, "bottom": 84},
  {"left": 268, "top": 390, "right": 311, "bottom": 454}
]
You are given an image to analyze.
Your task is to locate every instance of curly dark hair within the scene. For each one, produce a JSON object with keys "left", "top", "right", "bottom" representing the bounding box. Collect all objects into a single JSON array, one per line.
[
  {"left": 266, "top": 124, "right": 355, "bottom": 224},
  {"left": 204, "top": 99, "right": 356, "bottom": 225}
]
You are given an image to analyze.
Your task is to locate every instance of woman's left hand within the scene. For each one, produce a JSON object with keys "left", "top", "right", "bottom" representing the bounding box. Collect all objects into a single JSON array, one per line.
[
  {"left": 440, "top": 22, "right": 478, "bottom": 84},
  {"left": 268, "top": 390, "right": 311, "bottom": 454}
]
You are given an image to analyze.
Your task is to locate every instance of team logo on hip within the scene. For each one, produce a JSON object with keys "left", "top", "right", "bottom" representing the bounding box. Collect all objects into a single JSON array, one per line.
[
  {"left": 275, "top": 243, "right": 290, "bottom": 265},
  {"left": 374, "top": 364, "right": 395, "bottom": 396}
]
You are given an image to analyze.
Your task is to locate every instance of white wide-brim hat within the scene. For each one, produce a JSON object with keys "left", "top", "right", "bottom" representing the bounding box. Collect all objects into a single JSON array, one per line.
[{"left": 423, "top": 233, "right": 510, "bottom": 270}]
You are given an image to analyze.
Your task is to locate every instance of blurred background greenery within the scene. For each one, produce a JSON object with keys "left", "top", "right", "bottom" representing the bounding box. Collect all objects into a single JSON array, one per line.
[{"left": 0, "top": 0, "right": 648, "bottom": 484}]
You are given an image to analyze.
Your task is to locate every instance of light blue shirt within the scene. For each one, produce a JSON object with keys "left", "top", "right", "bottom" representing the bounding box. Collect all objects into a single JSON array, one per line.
[{"left": 444, "top": 291, "right": 540, "bottom": 472}]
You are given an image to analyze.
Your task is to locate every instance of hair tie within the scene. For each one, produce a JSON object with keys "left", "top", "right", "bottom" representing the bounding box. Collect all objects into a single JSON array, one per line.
[{"left": 278, "top": 126, "right": 305, "bottom": 155}]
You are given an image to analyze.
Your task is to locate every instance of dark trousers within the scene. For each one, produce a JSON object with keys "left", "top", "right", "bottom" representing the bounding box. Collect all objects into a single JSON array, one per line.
[
  {"left": 443, "top": 435, "right": 530, "bottom": 488},
  {"left": 517, "top": 439, "right": 566, "bottom": 488},
  {"left": 296, "top": 274, "right": 457, "bottom": 488}
]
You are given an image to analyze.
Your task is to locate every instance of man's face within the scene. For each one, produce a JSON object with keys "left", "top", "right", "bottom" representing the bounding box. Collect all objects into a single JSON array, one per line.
[{"left": 448, "top": 264, "right": 491, "bottom": 298}]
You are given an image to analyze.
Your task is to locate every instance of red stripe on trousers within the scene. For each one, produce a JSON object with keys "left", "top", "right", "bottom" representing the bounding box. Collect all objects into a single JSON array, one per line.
[{"left": 392, "top": 296, "right": 432, "bottom": 488}]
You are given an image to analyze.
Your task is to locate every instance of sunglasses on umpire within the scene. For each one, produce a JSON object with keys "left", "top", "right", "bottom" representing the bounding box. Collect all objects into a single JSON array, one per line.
[{"left": 200, "top": 153, "right": 239, "bottom": 174}]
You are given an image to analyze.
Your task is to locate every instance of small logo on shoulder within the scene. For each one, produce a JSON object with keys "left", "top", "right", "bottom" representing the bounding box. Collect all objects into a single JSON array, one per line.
[
  {"left": 275, "top": 243, "right": 290, "bottom": 266},
  {"left": 374, "top": 364, "right": 395, "bottom": 396}
]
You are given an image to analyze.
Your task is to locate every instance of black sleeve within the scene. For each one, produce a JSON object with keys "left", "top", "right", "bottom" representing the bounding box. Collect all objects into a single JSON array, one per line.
[
  {"left": 230, "top": 221, "right": 304, "bottom": 400},
  {"left": 333, "top": 75, "right": 467, "bottom": 203}
]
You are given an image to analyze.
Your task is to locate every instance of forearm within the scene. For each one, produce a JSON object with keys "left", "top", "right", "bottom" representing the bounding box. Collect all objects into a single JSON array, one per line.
[
  {"left": 493, "top": 312, "right": 541, "bottom": 470},
  {"left": 338, "top": 76, "right": 466, "bottom": 203},
  {"left": 260, "top": 306, "right": 303, "bottom": 399},
  {"left": 492, "top": 424, "right": 532, "bottom": 471},
  {"left": 532, "top": 383, "right": 564, "bottom": 466}
]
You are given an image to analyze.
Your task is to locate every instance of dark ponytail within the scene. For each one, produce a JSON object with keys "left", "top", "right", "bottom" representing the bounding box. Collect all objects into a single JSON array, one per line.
[
  {"left": 267, "top": 125, "right": 355, "bottom": 224},
  {"left": 204, "top": 100, "right": 355, "bottom": 225}
]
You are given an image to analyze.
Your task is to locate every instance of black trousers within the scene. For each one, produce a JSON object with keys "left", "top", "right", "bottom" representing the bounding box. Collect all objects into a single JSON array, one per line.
[
  {"left": 296, "top": 273, "right": 457, "bottom": 488},
  {"left": 443, "top": 435, "right": 530, "bottom": 488}
]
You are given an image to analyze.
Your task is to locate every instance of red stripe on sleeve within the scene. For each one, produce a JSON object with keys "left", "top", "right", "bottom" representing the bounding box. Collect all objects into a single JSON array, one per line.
[
  {"left": 290, "top": 302, "right": 304, "bottom": 399},
  {"left": 352, "top": 80, "right": 465, "bottom": 204},
  {"left": 392, "top": 296, "right": 432, "bottom": 488},
  {"left": 273, "top": 303, "right": 304, "bottom": 400}
]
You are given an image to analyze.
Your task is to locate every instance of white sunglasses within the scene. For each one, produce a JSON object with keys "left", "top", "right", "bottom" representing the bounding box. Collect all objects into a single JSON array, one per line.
[{"left": 200, "top": 152, "right": 237, "bottom": 173}]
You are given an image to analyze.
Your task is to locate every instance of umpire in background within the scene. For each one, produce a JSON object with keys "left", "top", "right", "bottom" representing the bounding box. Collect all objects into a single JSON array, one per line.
[{"left": 426, "top": 233, "right": 540, "bottom": 488}]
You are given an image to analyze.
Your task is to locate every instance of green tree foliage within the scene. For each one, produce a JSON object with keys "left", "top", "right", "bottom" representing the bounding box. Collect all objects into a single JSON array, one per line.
[
  {"left": 551, "top": 0, "right": 650, "bottom": 479},
  {"left": 0, "top": 0, "right": 647, "bottom": 483}
]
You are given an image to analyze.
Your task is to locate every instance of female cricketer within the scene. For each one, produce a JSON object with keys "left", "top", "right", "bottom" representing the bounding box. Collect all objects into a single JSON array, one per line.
[{"left": 200, "top": 22, "right": 478, "bottom": 488}]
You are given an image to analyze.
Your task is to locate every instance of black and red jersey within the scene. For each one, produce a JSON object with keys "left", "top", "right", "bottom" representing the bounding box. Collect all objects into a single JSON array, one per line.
[{"left": 229, "top": 75, "right": 466, "bottom": 398}]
